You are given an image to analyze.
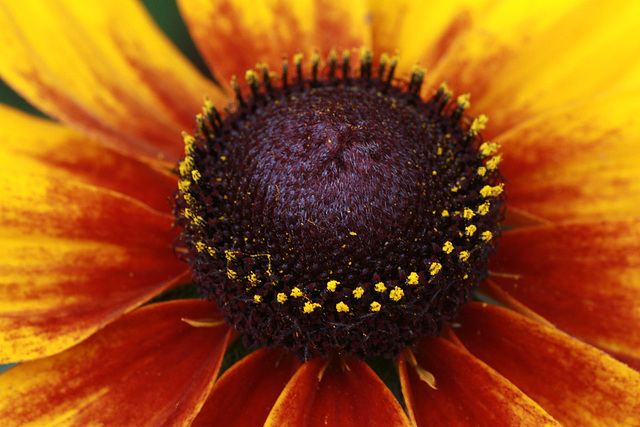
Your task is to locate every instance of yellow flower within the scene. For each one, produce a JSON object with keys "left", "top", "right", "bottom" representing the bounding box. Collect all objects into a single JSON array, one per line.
[{"left": 1, "top": 1, "right": 640, "bottom": 425}]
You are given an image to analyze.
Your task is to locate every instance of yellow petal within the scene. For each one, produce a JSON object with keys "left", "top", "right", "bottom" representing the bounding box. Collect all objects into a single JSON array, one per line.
[
  {"left": 370, "top": 0, "right": 492, "bottom": 77},
  {"left": 0, "top": 172, "right": 187, "bottom": 363},
  {"left": 427, "top": 0, "right": 640, "bottom": 137},
  {"left": 0, "top": 0, "right": 225, "bottom": 162},
  {"left": 0, "top": 104, "right": 176, "bottom": 212}
]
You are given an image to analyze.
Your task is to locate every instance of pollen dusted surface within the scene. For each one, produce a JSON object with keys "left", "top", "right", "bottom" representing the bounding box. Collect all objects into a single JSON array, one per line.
[{"left": 174, "top": 52, "right": 504, "bottom": 361}]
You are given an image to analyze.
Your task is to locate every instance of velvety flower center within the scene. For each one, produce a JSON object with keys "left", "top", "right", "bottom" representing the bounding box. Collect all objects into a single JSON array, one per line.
[{"left": 173, "top": 50, "right": 505, "bottom": 361}]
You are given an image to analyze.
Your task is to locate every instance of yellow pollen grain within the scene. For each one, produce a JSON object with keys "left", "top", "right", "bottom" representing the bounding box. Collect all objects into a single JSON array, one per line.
[
  {"left": 184, "top": 194, "right": 197, "bottom": 207},
  {"left": 437, "top": 147, "right": 443, "bottom": 156},
  {"left": 227, "top": 269, "right": 238, "bottom": 280},
  {"left": 441, "top": 210, "right": 450, "bottom": 217},
  {"left": 469, "top": 114, "right": 488, "bottom": 135},
  {"left": 253, "top": 295, "right": 262, "bottom": 303},
  {"left": 389, "top": 287, "right": 404, "bottom": 301},
  {"left": 178, "top": 179, "right": 191, "bottom": 193},
  {"left": 245, "top": 69, "right": 259, "bottom": 84},
  {"left": 247, "top": 272, "right": 259, "bottom": 286},
  {"left": 191, "top": 169, "right": 201, "bottom": 182},
  {"left": 429, "top": 262, "right": 442, "bottom": 276},
  {"left": 477, "top": 202, "right": 490, "bottom": 216},
  {"left": 375, "top": 282, "right": 387, "bottom": 292},
  {"left": 480, "top": 184, "right": 504, "bottom": 198},
  {"left": 327, "top": 280, "right": 339, "bottom": 292},
  {"left": 477, "top": 166, "right": 487, "bottom": 176},
  {"left": 457, "top": 93, "right": 471, "bottom": 109},
  {"left": 486, "top": 154, "right": 503, "bottom": 171},
  {"left": 407, "top": 272, "right": 419, "bottom": 285},
  {"left": 479, "top": 142, "right": 500, "bottom": 157},
  {"left": 203, "top": 96, "right": 216, "bottom": 113},
  {"left": 349, "top": 231, "right": 357, "bottom": 236},
  {"left": 182, "top": 132, "right": 197, "bottom": 156},
  {"left": 353, "top": 287, "right": 365, "bottom": 299},
  {"left": 303, "top": 301, "right": 321, "bottom": 313},
  {"left": 207, "top": 247, "right": 216, "bottom": 256},
  {"left": 439, "top": 82, "right": 452, "bottom": 98},
  {"left": 465, "top": 225, "right": 477, "bottom": 236},
  {"left": 459, "top": 251, "right": 471, "bottom": 262},
  {"left": 463, "top": 208, "right": 475, "bottom": 219},
  {"left": 195, "top": 241, "right": 207, "bottom": 252},
  {"left": 290, "top": 287, "right": 303, "bottom": 298},
  {"left": 481, "top": 231, "right": 493, "bottom": 242},
  {"left": 370, "top": 301, "right": 382, "bottom": 312},
  {"left": 336, "top": 302, "right": 350, "bottom": 313},
  {"left": 277, "top": 293, "right": 287, "bottom": 304},
  {"left": 179, "top": 156, "right": 194, "bottom": 177},
  {"left": 443, "top": 241, "right": 454, "bottom": 254}
]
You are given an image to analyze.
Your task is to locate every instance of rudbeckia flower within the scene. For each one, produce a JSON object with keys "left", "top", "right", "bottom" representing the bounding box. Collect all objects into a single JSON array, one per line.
[{"left": 1, "top": 0, "right": 640, "bottom": 425}]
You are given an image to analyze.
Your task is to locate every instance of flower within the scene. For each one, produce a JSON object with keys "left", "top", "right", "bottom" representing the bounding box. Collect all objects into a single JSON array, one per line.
[{"left": 1, "top": 0, "right": 640, "bottom": 425}]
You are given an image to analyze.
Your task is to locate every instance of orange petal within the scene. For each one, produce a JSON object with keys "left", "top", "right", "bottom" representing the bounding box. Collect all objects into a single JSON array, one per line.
[
  {"left": 0, "top": 173, "right": 188, "bottom": 363},
  {"left": 490, "top": 219, "right": 640, "bottom": 369},
  {"left": 0, "top": 300, "right": 232, "bottom": 426},
  {"left": 177, "top": 0, "right": 372, "bottom": 90},
  {"left": 265, "top": 354, "right": 411, "bottom": 426},
  {"left": 0, "top": 0, "right": 225, "bottom": 162},
  {"left": 454, "top": 302, "right": 640, "bottom": 426},
  {"left": 193, "top": 348, "right": 301, "bottom": 426},
  {"left": 0, "top": 104, "right": 176, "bottom": 213},
  {"left": 399, "top": 337, "right": 558, "bottom": 426},
  {"left": 497, "top": 89, "right": 640, "bottom": 222},
  {"left": 427, "top": 0, "right": 640, "bottom": 138}
]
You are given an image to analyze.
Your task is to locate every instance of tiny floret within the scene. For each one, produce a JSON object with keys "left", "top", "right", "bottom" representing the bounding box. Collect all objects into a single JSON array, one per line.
[
  {"left": 370, "top": 301, "right": 382, "bottom": 312},
  {"left": 277, "top": 293, "right": 288, "bottom": 303},
  {"left": 429, "top": 262, "right": 442, "bottom": 275},
  {"left": 407, "top": 272, "right": 419, "bottom": 285},
  {"left": 442, "top": 241, "right": 454, "bottom": 254},
  {"left": 465, "top": 225, "right": 477, "bottom": 236},
  {"left": 481, "top": 230, "right": 493, "bottom": 242},
  {"left": 463, "top": 207, "right": 475, "bottom": 219},
  {"left": 253, "top": 295, "right": 262, "bottom": 303},
  {"left": 389, "top": 287, "right": 405, "bottom": 301},
  {"left": 303, "top": 301, "right": 321, "bottom": 313},
  {"left": 290, "top": 287, "right": 304, "bottom": 298},
  {"left": 327, "top": 280, "right": 340, "bottom": 292},
  {"left": 353, "top": 286, "right": 365, "bottom": 299},
  {"left": 480, "top": 184, "right": 505, "bottom": 198},
  {"left": 336, "top": 302, "right": 350, "bottom": 313},
  {"left": 375, "top": 282, "right": 387, "bottom": 292},
  {"left": 459, "top": 251, "right": 471, "bottom": 262},
  {"left": 477, "top": 202, "right": 491, "bottom": 216}
]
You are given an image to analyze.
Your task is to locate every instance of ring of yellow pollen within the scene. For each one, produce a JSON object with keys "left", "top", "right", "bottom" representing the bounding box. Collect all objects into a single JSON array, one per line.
[{"left": 173, "top": 48, "right": 504, "bottom": 361}]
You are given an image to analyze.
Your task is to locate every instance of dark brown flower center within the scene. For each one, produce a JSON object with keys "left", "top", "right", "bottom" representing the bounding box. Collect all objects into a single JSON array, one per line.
[{"left": 173, "top": 51, "right": 504, "bottom": 361}]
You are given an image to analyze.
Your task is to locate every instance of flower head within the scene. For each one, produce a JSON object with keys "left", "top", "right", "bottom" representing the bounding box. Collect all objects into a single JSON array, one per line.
[{"left": 1, "top": 1, "right": 640, "bottom": 425}]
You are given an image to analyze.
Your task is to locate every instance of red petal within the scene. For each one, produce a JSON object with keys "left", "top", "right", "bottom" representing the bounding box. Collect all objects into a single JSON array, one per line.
[
  {"left": 264, "top": 354, "right": 411, "bottom": 426},
  {"left": 178, "top": 0, "right": 372, "bottom": 90},
  {"left": 0, "top": 173, "right": 187, "bottom": 363},
  {"left": 0, "top": 104, "right": 176, "bottom": 213},
  {"left": 455, "top": 303, "right": 640, "bottom": 426},
  {"left": 399, "top": 337, "right": 558, "bottom": 426},
  {"left": 0, "top": 300, "right": 232, "bottom": 426},
  {"left": 490, "top": 220, "right": 640, "bottom": 369},
  {"left": 0, "top": 0, "right": 225, "bottom": 161},
  {"left": 193, "top": 348, "right": 300, "bottom": 426}
]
